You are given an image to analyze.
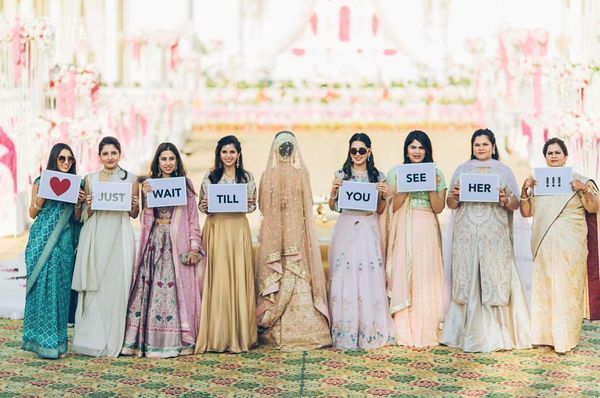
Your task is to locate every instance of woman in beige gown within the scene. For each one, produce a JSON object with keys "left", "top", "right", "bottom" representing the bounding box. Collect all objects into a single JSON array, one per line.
[
  {"left": 195, "top": 135, "right": 257, "bottom": 353},
  {"left": 440, "top": 129, "right": 531, "bottom": 352},
  {"left": 255, "top": 131, "right": 331, "bottom": 351},
  {"left": 520, "top": 137, "right": 599, "bottom": 353},
  {"left": 72, "top": 136, "right": 139, "bottom": 357}
]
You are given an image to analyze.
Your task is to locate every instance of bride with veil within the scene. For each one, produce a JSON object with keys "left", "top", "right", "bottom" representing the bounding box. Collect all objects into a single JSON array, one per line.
[{"left": 255, "top": 131, "right": 331, "bottom": 350}]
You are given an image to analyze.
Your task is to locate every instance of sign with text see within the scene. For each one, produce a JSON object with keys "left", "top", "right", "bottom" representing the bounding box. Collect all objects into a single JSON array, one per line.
[
  {"left": 396, "top": 163, "right": 436, "bottom": 192},
  {"left": 533, "top": 167, "right": 573, "bottom": 195},
  {"left": 459, "top": 174, "right": 499, "bottom": 202},
  {"left": 38, "top": 170, "right": 81, "bottom": 204},
  {"left": 338, "top": 181, "right": 378, "bottom": 212},
  {"left": 146, "top": 177, "right": 188, "bottom": 207},
  {"left": 208, "top": 183, "right": 248, "bottom": 213},
  {"left": 91, "top": 182, "right": 132, "bottom": 211}
]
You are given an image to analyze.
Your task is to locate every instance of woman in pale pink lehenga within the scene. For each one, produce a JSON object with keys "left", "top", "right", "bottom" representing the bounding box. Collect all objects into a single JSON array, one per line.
[
  {"left": 121, "top": 142, "right": 205, "bottom": 358},
  {"left": 327, "top": 133, "right": 396, "bottom": 350}
]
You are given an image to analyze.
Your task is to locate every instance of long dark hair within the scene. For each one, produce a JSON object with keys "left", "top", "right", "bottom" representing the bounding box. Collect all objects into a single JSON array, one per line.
[
  {"left": 98, "top": 136, "right": 128, "bottom": 180},
  {"left": 46, "top": 143, "right": 77, "bottom": 174},
  {"left": 470, "top": 128, "right": 499, "bottom": 160},
  {"left": 149, "top": 142, "right": 195, "bottom": 194},
  {"left": 403, "top": 130, "right": 434, "bottom": 163},
  {"left": 542, "top": 137, "right": 568, "bottom": 156},
  {"left": 209, "top": 135, "right": 249, "bottom": 184},
  {"left": 342, "top": 132, "right": 380, "bottom": 183}
]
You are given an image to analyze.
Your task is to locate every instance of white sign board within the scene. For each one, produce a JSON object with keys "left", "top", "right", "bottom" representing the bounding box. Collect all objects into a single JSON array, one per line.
[
  {"left": 338, "top": 181, "right": 378, "bottom": 211},
  {"left": 396, "top": 163, "right": 436, "bottom": 192},
  {"left": 38, "top": 170, "right": 81, "bottom": 204},
  {"left": 459, "top": 174, "right": 499, "bottom": 203},
  {"left": 208, "top": 183, "right": 248, "bottom": 213},
  {"left": 533, "top": 167, "right": 573, "bottom": 196},
  {"left": 146, "top": 177, "right": 188, "bottom": 208},
  {"left": 91, "top": 182, "right": 132, "bottom": 211}
]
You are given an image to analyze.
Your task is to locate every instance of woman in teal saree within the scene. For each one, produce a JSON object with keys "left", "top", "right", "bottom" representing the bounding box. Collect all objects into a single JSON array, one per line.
[{"left": 22, "top": 143, "right": 85, "bottom": 359}]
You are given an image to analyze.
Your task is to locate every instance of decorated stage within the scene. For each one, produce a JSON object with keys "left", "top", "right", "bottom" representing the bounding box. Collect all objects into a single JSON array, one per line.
[{"left": 0, "top": 319, "right": 599, "bottom": 397}]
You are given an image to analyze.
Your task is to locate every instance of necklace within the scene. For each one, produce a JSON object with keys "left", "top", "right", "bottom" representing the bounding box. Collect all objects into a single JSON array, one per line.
[
  {"left": 100, "top": 168, "right": 115, "bottom": 178},
  {"left": 351, "top": 167, "right": 367, "bottom": 177}
]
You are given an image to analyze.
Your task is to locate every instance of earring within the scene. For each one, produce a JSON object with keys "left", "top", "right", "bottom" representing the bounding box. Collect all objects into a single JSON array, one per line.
[
  {"left": 236, "top": 158, "right": 240, "bottom": 168},
  {"left": 158, "top": 170, "right": 162, "bottom": 177}
]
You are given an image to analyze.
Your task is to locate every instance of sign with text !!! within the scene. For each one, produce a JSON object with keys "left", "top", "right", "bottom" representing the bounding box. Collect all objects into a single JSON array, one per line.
[
  {"left": 208, "top": 183, "right": 248, "bottom": 213},
  {"left": 396, "top": 163, "right": 436, "bottom": 192},
  {"left": 91, "top": 182, "right": 132, "bottom": 211},
  {"left": 38, "top": 170, "right": 81, "bottom": 204},
  {"left": 338, "top": 181, "right": 378, "bottom": 212},
  {"left": 533, "top": 167, "right": 573, "bottom": 195},
  {"left": 146, "top": 177, "right": 188, "bottom": 207},
  {"left": 459, "top": 174, "right": 499, "bottom": 202}
]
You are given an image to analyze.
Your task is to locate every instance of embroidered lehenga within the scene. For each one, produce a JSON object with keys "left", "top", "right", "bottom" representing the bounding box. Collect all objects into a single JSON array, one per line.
[
  {"left": 255, "top": 132, "right": 331, "bottom": 351},
  {"left": 440, "top": 159, "right": 531, "bottom": 352}
]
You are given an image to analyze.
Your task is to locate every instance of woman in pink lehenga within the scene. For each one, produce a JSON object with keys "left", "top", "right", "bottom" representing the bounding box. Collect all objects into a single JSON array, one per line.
[
  {"left": 121, "top": 142, "right": 205, "bottom": 358},
  {"left": 327, "top": 133, "right": 396, "bottom": 350}
]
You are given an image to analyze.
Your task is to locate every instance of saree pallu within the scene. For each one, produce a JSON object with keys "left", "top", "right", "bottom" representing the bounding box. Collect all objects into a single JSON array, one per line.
[
  {"left": 530, "top": 181, "right": 598, "bottom": 352},
  {"left": 22, "top": 200, "right": 78, "bottom": 359},
  {"left": 195, "top": 213, "right": 257, "bottom": 353}
]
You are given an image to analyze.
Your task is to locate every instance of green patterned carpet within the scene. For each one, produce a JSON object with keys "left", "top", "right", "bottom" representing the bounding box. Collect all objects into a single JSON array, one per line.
[{"left": 1, "top": 320, "right": 599, "bottom": 397}]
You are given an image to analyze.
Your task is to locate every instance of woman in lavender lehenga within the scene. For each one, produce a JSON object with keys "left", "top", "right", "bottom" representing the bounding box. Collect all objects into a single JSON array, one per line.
[
  {"left": 327, "top": 133, "right": 396, "bottom": 350},
  {"left": 121, "top": 142, "right": 205, "bottom": 358}
]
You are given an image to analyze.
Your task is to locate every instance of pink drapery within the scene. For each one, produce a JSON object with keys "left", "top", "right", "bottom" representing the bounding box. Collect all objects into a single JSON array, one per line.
[
  {"left": 372, "top": 14, "right": 379, "bottom": 36},
  {"left": 11, "top": 20, "right": 25, "bottom": 84},
  {"left": 56, "top": 71, "right": 77, "bottom": 118},
  {"left": 310, "top": 13, "right": 318, "bottom": 35},
  {"left": 339, "top": 6, "right": 350, "bottom": 42},
  {"left": 0, "top": 127, "right": 17, "bottom": 194}
]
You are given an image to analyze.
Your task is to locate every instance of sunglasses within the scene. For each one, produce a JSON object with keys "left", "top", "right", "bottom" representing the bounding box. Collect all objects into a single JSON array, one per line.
[
  {"left": 350, "top": 147, "right": 368, "bottom": 156},
  {"left": 57, "top": 155, "right": 75, "bottom": 163}
]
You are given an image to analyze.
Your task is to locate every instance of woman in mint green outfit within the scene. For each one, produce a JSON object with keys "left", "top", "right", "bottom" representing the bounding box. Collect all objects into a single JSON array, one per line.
[{"left": 22, "top": 143, "right": 85, "bottom": 359}]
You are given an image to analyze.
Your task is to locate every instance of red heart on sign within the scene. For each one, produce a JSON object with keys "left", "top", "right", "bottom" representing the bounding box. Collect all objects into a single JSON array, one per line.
[{"left": 49, "top": 177, "right": 71, "bottom": 196}]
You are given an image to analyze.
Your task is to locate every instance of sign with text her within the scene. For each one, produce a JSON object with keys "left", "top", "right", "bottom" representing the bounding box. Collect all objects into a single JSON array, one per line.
[
  {"left": 338, "top": 181, "right": 378, "bottom": 212},
  {"left": 146, "top": 177, "right": 188, "bottom": 208},
  {"left": 208, "top": 183, "right": 248, "bottom": 213},
  {"left": 459, "top": 174, "right": 499, "bottom": 203},
  {"left": 396, "top": 163, "right": 436, "bottom": 192},
  {"left": 38, "top": 170, "right": 81, "bottom": 204},
  {"left": 533, "top": 167, "right": 573, "bottom": 195},
  {"left": 91, "top": 182, "right": 132, "bottom": 211}
]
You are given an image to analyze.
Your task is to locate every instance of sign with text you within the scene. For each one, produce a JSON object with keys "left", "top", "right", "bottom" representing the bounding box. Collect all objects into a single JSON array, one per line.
[
  {"left": 146, "top": 177, "right": 188, "bottom": 207},
  {"left": 91, "top": 182, "right": 132, "bottom": 211},
  {"left": 396, "top": 163, "right": 436, "bottom": 192},
  {"left": 38, "top": 170, "right": 81, "bottom": 204},
  {"left": 338, "top": 181, "right": 378, "bottom": 212},
  {"left": 533, "top": 167, "right": 573, "bottom": 195},
  {"left": 459, "top": 174, "right": 499, "bottom": 202},
  {"left": 208, "top": 183, "right": 248, "bottom": 213}
]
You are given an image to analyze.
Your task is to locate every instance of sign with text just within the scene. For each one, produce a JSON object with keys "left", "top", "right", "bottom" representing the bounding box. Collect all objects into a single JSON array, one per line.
[
  {"left": 396, "top": 163, "right": 436, "bottom": 192},
  {"left": 91, "top": 182, "right": 132, "bottom": 211},
  {"left": 208, "top": 183, "right": 248, "bottom": 213}
]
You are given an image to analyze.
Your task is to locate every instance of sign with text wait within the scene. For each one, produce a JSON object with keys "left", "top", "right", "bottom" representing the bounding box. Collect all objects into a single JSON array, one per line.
[
  {"left": 459, "top": 174, "right": 499, "bottom": 203},
  {"left": 146, "top": 177, "right": 188, "bottom": 208}
]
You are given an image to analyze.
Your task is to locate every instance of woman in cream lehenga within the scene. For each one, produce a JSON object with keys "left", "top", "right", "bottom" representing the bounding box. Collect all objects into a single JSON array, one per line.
[
  {"left": 520, "top": 137, "right": 599, "bottom": 353},
  {"left": 255, "top": 131, "right": 331, "bottom": 351},
  {"left": 195, "top": 135, "right": 257, "bottom": 353},
  {"left": 383, "top": 130, "right": 446, "bottom": 347},
  {"left": 72, "top": 136, "right": 139, "bottom": 357},
  {"left": 440, "top": 128, "right": 531, "bottom": 352}
]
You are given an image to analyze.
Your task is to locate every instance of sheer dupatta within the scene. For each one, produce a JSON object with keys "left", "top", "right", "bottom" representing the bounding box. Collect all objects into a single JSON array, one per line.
[{"left": 255, "top": 133, "right": 330, "bottom": 327}]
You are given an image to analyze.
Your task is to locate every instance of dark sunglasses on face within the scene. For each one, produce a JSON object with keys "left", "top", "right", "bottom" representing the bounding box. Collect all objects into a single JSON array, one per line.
[
  {"left": 350, "top": 147, "right": 368, "bottom": 156},
  {"left": 57, "top": 155, "right": 75, "bottom": 163}
]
